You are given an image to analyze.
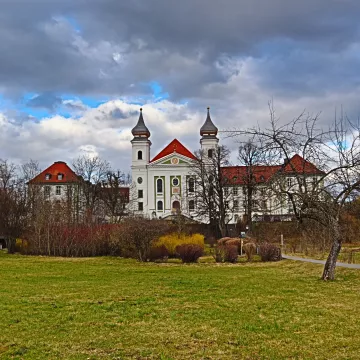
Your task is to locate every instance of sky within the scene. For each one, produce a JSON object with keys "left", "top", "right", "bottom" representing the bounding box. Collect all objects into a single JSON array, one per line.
[{"left": 1, "top": 0, "right": 360, "bottom": 172}]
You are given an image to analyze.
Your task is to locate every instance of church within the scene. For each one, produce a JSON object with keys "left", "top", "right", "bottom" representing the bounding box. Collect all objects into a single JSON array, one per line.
[
  {"left": 130, "top": 107, "right": 219, "bottom": 221},
  {"left": 130, "top": 108, "right": 324, "bottom": 224}
]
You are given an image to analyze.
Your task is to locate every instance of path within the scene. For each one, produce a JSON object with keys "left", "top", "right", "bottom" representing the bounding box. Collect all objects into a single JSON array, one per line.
[{"left": 282, "top": 254, "right": 360, "bottom": 269}]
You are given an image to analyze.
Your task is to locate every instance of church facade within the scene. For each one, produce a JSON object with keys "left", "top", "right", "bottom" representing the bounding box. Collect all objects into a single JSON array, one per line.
[{"left": 130, "top": 108, "right": 219, "bottom": 221}]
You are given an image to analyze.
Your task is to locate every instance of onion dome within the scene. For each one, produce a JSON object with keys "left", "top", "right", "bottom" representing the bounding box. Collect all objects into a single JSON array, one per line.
[
  {"left": 131, "top": 108, "right": 150, "bottom": 138},
  {"left": 200, "top": 107, "right": 218, "bottom": 137}
]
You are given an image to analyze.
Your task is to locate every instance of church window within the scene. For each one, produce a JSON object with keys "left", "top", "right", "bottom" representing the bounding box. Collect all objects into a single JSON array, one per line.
[
  {"left": 138, "top": 202, "right": 143, "bottom": 211},
  {"left": 172, "top": 178, "right": 179, "bottom": 186},
  {"left": 157, "top": 178, "right": 163, "bottom": 193},
  {"left": 137, "top": 150, "right": 143, "bottom": 160},
  {"left": 234, "top": 200, "right": 239, "bottom": 211},
  {"left": 137, "top": 177, "right": 143, "bottom": 184},
  {"left": 157, "top": 201, "right": 163, "bottom": 211},
  {"left": 138, "top": 190, "right": 143, "bottom": 198},
  {"left": 188, "top": 178, "right": 195, "bottom": 192},
  {"left": 189, "top": 200, "right": 195, "bottom": 211},
  {"left": 208, "top": 149, "right": 213, "bottom": 158}
]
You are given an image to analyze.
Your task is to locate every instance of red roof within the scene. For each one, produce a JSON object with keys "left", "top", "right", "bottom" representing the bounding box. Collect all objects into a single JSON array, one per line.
[
  {"left": 222, "top": 155, "right": 322, "bottom": 185},
  {"left": 29, "top": 161, "right": 81, "bottom": 184},
  {"left": 151, "top": 139, "right": 197, "bottom": 162}
]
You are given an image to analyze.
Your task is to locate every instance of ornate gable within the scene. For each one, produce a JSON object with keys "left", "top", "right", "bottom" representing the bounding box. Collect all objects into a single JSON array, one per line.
[{"left": 150, "top": 139, "right": 197, "bottom": 163}]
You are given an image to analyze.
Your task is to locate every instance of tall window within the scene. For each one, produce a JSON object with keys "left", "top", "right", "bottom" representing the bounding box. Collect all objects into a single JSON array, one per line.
[
  {"left": 224, "top": 187, "right": 229, "bottom": 196},
  {"left": 56, "top": 185, "right": 61, "bottom": 195},
  {"left": 233, "top": 187, "right": 238, "bottom": 196},
  {"left": 208, "top": 149, "right": 213, "bottom": 158},
  {"left": 188, "top": 178, "right": 195, "bottom": 193},
  {"left": 157, "top": 178, "right": 163, "bottom": 193},
  {"left": 138, "top": 189, "right": 143, "bottom": 198},
  {"left": 138, "top": 202, "right": 143, "bottom": 211},
  {"left": 157, "top": 201, "right": 163, "bottom": 211},
  {"left": 287, "top": 177, "right": 292, "bottom": 188},
  {"left": 189, "top": 200, "right": 195, "bottom": 211},
  {"left": 137, "top": 150, "right": 143, "bottom": 160},
  {"left": 44, "top": 186, "right": 51, "bottom": 197},
  {"left": 234, "top": 200, "right": 239, "bottom": 211}
]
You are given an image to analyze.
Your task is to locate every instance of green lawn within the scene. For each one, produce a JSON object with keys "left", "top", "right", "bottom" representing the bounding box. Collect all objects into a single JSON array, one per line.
[{"left": 1, "top": 252, "right": 360, "bottom": 359}]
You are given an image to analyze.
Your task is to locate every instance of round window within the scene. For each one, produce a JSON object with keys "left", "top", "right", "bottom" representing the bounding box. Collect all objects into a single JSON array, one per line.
[
  {"left": 172, "top": 178, "right": 179, "bottom": 186},
  {"left": 137, "top": 177, "right": 143, "bottom": 184}
]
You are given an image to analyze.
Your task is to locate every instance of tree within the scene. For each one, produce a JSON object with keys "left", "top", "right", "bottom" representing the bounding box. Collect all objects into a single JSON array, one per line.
[
  {"left": 238, "top": 139, "right": 266, "bottom": 232},
  {"left": 235, "top": 103, "right": 360, "bottom": 280},
  {"left": 72, "top": 155, "right": 111, "bottom": 221},
  {"left": 0, "top": 159, "right": 29, "bottom": 253},
  {"left": 99, "top": 170, "right": 129, "bottom": 223},
  {"left": 190, "top": 145, "right": 234, "bottom": 237}
]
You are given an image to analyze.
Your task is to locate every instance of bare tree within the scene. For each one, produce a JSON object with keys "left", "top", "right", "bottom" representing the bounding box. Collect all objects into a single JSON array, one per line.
[
  {"left": 99, "top": 170, "right": 129, "bottom": 223},
  {"left": 190, "top": 145, "right": 234, "bottom": 237},
  {"left": 72, "top": 155, "right": 111, "bottom": 221},
  {"left": 235, "top": 103, "right": 360, "bottom": 280}
]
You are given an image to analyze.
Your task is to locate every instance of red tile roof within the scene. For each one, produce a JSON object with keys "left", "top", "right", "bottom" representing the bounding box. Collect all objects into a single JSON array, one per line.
[
  {"left": 151, "top": 139, "right": 197, "bottom": 162},
  {"left": 28, "top": 161, "right": 81, "bottom": 184},
  {"left": 222, "top": 155, "right": 323, "bottom": 185}
]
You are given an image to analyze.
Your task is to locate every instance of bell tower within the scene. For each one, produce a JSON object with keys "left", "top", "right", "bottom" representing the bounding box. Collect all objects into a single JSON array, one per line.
[{"left": 200, "top": 107, "right": 219, "bottom": 157}]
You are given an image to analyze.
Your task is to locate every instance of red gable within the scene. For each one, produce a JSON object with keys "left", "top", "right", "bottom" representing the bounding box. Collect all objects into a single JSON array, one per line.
[
  {"left": 222, "top": 155, "right": 322, "bottom": 185},
  {"left": 151, "top": 139, "right": 197, "bottom": 163},
  {"left": 29, "top": 161, "right": 80, "bottom": 184}
]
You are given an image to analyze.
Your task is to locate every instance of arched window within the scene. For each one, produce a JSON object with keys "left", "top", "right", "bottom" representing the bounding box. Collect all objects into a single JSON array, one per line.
[
  {"left": 208, "top": 149, "right": 213, "bottom": 158},
  {"left": 188, "top": 178, "right": 195, "bottom": 192},
  {"left": 137, "top": 150, "right": 143, "bottom": 160},
  {"left": 157, "top": 178, "right": 163, "bottom": 193},
  {"left": 157, "top": 201, "right": 163, "bottom": 211},
  {"left": 189, "top": 200, "right": 195, "bottom": 211}
]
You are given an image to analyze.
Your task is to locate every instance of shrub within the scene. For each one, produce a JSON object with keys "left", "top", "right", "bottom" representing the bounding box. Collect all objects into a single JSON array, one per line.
[
  {"left": 176, "top": 244, "right": 203, "bottom": 263},
  {"left": 148, "top": 245, "right": 169, "bottom": 262},
  {"left": 156, "top": 233, "right": 204, "bottom": 256},
  {"left": 259, "top": 242, "right": 281, "bottom": 262},
  {"left": 224, "top": 244, "right": 239, "bottom": 263},
  {"left": 213, "top": 244, "right": 238, "bottom": 263},
  {"left": 243, "top": 242, "right": 256, "bottom": 262},
  {"left": 217, "top": 237, "right": 231, "bottom": 246}
]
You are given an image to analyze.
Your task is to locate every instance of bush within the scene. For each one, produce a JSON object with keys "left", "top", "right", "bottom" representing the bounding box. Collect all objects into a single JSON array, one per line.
[
  {"left": 243, "top": 242, "right": 256, "bottom": 262},
  {"left": 213, "top": 244, "right": 239, "bottom": 263},
  {"left": 259, "top": 243, "right": 281, "bottom": 262},
  {"left": 156, "top": 233, "right": 204, "bottom": 256},
  {"left": 176, "top": 244, "right": 203, "bottom": 263},
  {"left": 148, "top": 245, "right": 169, "bottom": 262}
]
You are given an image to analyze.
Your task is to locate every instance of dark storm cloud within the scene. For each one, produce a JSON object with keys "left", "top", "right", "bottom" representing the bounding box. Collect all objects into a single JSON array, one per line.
[{"left": 0, "top": 0, "right": 360, "bottom": 102}]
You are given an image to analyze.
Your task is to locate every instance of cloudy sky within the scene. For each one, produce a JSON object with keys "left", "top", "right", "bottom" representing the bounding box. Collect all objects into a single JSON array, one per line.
[{"left": 1, "top": 0, "right": 360, "bottom": 171}]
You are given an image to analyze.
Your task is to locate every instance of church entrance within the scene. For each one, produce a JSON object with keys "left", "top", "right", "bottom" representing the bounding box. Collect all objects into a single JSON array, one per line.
[{"left": 172, "top": 201, "right": 181, "bottom": 214}]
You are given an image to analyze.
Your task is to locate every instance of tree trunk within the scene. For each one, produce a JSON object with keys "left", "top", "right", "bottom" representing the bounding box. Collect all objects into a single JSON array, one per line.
[{"left": 322, "top": 228, "right": 342, "bottom": 281}]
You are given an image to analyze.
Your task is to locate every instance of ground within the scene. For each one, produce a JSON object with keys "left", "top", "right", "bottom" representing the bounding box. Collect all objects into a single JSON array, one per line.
[{"left": 1, "top": 252, "right": 360, "bottom": 359}]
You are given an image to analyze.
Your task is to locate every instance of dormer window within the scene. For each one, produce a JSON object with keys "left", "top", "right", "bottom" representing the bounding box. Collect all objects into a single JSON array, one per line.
[
  {"left": 45, "top": 173, "right": 51, "bottom": 180},
  {"left": 57, "top": 173, "right": 64, "bottom": 181}
]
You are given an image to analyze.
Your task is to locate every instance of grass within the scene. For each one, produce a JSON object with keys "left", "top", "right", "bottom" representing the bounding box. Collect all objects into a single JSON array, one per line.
[{"left": 1, "top": 251, "right": 360, "bottom": 359}]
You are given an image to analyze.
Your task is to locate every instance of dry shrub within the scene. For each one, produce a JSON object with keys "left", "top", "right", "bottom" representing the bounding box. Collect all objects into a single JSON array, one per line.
[
  {"left": 148, "top": 245, "right": 169, "bottom": 262},
  {"left": 243, "top": 242, "right": 256, "bottom": 261},
  {"left": 155, "top": 233, "right": 204, "bottom": 256},
  {"left": 213, "top": 244, "right": 239, "bottom": 263},
  {"left": 259, "top": 242, "right": 281, "bottom": 262},
  {"left": 217, "top": 237, "right": 231, "bottom": 246},
  {"left": 176, "top": 244, "right": 203, "bottom": 263}
]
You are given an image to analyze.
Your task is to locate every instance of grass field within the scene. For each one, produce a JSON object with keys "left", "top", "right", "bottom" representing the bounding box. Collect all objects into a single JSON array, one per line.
[{"left": 1, "top": 252, "right": 360, "bottom": 359}]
